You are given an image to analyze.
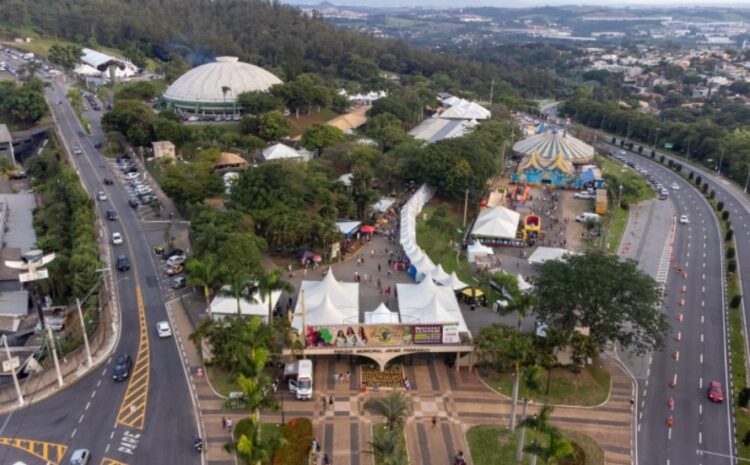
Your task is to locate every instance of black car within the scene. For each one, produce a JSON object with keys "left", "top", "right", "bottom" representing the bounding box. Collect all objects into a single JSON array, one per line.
[
  {"left": 106, "top": 209, "right": 117, "bottom": 221},
  {"left": 162, "top": 248, "right": 185, "bottom": 260},
  {"left": 116, "top": 255, "right": 130, "bottom": 271},
  {"left": 94, "top": 141, "right": 103, "bottom": 149},
  {"left": 9, "top": 170, "right": 27, "bottom": 180},
  {"left": 128, "top": 198, "right": 139, "bottom": 208},
  {"left": 112, "top": 354, "right": 133, "bottom": 381},
  {"left": 103, "top": 178, "right": 113, "bottom": 185},
  {"left": 123, "top": 166, "right": 138, "bottom": 174}
]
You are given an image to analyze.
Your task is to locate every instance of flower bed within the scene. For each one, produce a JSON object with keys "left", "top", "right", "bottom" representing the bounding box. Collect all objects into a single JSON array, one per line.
[
  {"left": 361, "top": 365, "right": 404, "bottom": 388},
  {"left": 273, "top": 418, "right": 313, "bottom": 465}
]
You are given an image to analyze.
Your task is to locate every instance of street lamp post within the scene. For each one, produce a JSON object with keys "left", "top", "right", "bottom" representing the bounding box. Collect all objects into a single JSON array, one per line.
[
  {"left": 745, "top": 165, "right": 750, "bottom": 193},
  {"left": 717, "top": 149, "right": 725, "bottom": 175},
  {"left": 653, "top": 127, "right": 661, "bottom": 151},
  {"left": 76, "top": 298, "right": 93, "bottom": 367}
]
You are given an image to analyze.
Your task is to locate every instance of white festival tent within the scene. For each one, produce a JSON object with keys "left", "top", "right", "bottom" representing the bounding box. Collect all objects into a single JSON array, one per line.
[
  {"left": 466, "top": 240, "right": 494, "bottom": 263},
  {"left": 527, "top": 247, "right": 577, "bottom": 265},
  {"left": 364, "top": 303, "right": 400, "bottom": 324},
  {"left": 517, "top": 274, "right": 533, "bottom": 292},
  {"left": 471, "top": 206, "right": 521, "bottom": 240},
  {"left": 443, "top": 272, "right": 469, "bottom": 291},
  {"left": 210, "top": 286, "right": 282, "bottom": 322},
  {"left": 397, "top": 278, "right": 469, "bottom": 333},
  {"left": 430, "top": 264, "right": 451, "bottom": 284},
  {"left": 292, "top": 271, "right": 359, "bottom": 332}
]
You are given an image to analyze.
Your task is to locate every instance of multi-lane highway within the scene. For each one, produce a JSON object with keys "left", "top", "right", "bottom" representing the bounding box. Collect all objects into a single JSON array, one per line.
[
  {"left": 609, "top": 146, "right": 735, "bottom": 465},
  {"left": 0, "top": 59, "right": 201, "bottom": 465}
]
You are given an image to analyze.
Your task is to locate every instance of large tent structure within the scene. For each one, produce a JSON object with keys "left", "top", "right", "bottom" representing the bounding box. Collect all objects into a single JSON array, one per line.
[
  {"left": 471, "top": 206, "right": 521, "bottom": 240},
  {"left": 292, "top": 271, "right": 359, "bottom": 332},
  {"left": 513, "top": 129, "right": 594, "bottom": 166},
  {"left": 397, "top": 278, "right": 469, "bottom": 333},
  {"left": 210, "top": 287, "right": 281, "bottom": 321},
  {"left": 364, "top": 303, "right": 400, "bottom": 324}
]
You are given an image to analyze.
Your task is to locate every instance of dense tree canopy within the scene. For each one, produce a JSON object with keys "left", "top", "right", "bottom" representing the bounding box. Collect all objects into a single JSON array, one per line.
[
  {"left": 48, "top": 43, "right": 82, "bottom": 69},
  {"left": 0, "top": 78, "right": 48, "bottom": 126},
  {"left": 533, "top": 251, "right": 668, "bottom": 355}
]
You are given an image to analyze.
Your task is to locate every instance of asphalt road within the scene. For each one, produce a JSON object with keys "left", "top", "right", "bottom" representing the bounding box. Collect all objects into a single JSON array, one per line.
[
  {"left": 0, "top": 63, "right": 201, "bottom": 465},
  {"left": 607, "top": 146, "right": 735, "bottom": 465}
]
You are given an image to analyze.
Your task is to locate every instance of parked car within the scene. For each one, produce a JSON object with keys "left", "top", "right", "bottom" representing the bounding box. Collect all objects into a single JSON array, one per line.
[
  {"left": 116, "top": 255, "right": 130, "bottom": 271},
  {"left": 68, "top": 449, "right": 91, "bottom": 465},
  {"left": 171, "top": 276, "right": 187, "bottom": 289},
  {"left": 103, "top": 177, "right": 113, "bottom": 185},
  {"left": 576, "top": 212, "right": 600, "bottom": 223},
  {"left": 106, "top": 209, "right": 117, "bottom": 221},
  {"left": 156, "top": 321, "right": 172, "bottom": 338},
  {"left": 162, "top": 248, "right": 185, "bottom": 260},
  {"left": 112, "top": 232, "right": 123, "bottom": 245},
  {"left": 573, "top": 192, "right": 595, "bottom": 200},
  {"left": 96, "top": 191, "right": 107, "bottom": 201},
  {"left": 124, "top": 172, "right": 141, "bottom": 180},
  {"left": 9, "top": 170, "right": 27, "bottom": 180},
  {"left": 708, "top": 381, "right": 724, "bottom": 403},
  {"left": 129, "top": 198, "right": 139, "bottom": 208},
  {"left": 167, "top": 255, "right": 186, "bottom": 267},
  {"left": 166, "top": 263, "right": 184, "bottom": 276},
  {"left": 112, "top": 354, "right": 133, "bottom": 381}
]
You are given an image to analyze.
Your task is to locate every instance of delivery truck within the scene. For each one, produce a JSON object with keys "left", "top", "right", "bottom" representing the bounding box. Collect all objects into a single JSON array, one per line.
[{"left": 284, "top": 359, "right": 313, "bottom": 400}]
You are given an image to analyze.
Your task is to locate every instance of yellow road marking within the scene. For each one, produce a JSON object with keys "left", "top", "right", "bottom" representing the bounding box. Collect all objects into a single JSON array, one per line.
[
  {"left": 101, "top": 458, "right": 129, "bottom": 465},
  {"left": 116, "top": 286, "right": 150, "bottom": 429},
  {"left": 0, "top": 437, "right": 67, "bottom": 465}
]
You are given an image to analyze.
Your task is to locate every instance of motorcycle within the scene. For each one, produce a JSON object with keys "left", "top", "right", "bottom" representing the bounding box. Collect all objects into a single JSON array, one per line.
[{"left": 193, "top": 437, "right": 203, "bottom": 452}]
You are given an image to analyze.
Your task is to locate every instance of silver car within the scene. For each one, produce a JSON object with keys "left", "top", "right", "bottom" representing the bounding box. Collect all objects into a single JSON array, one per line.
[{"left": 68, "top": 449, "right": 90, "bottom": 465}]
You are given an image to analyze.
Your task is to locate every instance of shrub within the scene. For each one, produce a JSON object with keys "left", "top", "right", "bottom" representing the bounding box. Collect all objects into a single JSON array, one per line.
[
  {"left": 628, "top": 142, "right": 634, "bottom": 150},
  {"left": 612, "top": 137, "right": 616, "bottom": 144},
  {"left": 668, "top": 159, "right": 674, "bottom": 168},
  {"left": 638, "top": 146, "right": 643, "bottom": 154},
  {"left": 660, "top": 155, "right": 666, "bottom": 163},
  {"left": 702, "top": 183, "right": 709, "bottom": 194},
  {"left": 726, "top": 229, "right": 734, "bottom": 241},
  {"left": 740, "top": 388, "right": 750, "bottom": 408},
  {"left": 273, "top": 418, "right": 313, "bottom": 465},
  {"left": 695, "top": 175, "right": 702, "bottom": 186},
  {"left": 727, "top": 247, "right": 736, "bottom": 260},
  {"left": 710, "top": 190, "right": 716, "bottom": 200},
  {"left": 651, "top": 151, "right": 656, "bottom": 158},
  {"left": 718, "top": 201, "right": 724, "bottom": 211},
  {"left": 731, "top": 294, "right": 743, "bottom": 309},
  {"left": 723, "top": 210, "right": 730, "bottom": 221},
  {"left": 729, "top": 261, "right": 737, "bottom": 273},
  {"left": 689, "top": 171, "right": 694, "bottom": 180},
  {"left": 620, "top": 139, "right": 625, "bottom": 147},
  {"left": 675, "top": 164, "right": 682, "bottom": 172}
]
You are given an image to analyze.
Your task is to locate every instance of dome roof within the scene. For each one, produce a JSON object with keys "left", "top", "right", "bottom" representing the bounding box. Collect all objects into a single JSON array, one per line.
[
  {"left": 513, "top": 129, "right": 594, "bottom": 165},
  {"left": 163, "top": 56, "right": 282, "bottom": 105}
]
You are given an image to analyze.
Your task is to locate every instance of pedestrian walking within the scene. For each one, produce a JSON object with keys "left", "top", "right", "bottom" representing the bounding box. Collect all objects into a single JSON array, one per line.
[
  {"left": 322, "top": 395, "right": 327, "bottom": 410},
  {"left": 339, "top": 372, "right": 344, "bottom": 383},
  {"left": 377, "top": 278, "right": 382, "bottom": 290},
  {"left": 329, "top": 394, "right": 334, "bottom": 406},
  {"left": 222, "top": 416, "right": 227, "bottom": 429},
  {"left": 378, "top": 263, "right": 382, "bottom": 273},
  {"left": 323, "top": 453, "right": 330, "bottom": 465},
  {"left": 432, "top": 416, "right": 437, "bottom": 428},
  {"left": 226, "top": 418, "right": 233, "bottom": 431},
  {"left": 346, "top": 369, "right": 351, "bottom": 381}
]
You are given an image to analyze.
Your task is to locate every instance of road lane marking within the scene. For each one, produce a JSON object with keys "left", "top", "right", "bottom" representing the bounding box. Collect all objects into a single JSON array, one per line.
[
  {"left": 0, "top": 437, "right": 68, "bottom": 465},
  {"left": 116, "top": 285, "right": 150, "bottom": 430}
]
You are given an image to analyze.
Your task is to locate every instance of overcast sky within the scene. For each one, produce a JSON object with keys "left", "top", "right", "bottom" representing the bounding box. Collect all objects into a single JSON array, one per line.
[{"left": 284, "top": 0, "right": 750, "bottom": 7}]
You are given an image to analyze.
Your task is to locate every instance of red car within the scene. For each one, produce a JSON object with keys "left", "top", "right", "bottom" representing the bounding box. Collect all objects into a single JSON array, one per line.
[{"left": 708, "top": 381, "right": 724, "bottom": 402}]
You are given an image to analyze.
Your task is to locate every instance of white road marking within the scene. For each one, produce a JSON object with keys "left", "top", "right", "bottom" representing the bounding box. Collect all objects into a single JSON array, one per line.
[
  {"left": 85, "top": 401, "right": 91, "bottom": 411},
  {"left": 78, "top": 414, "right": 85, "bottom": 424},
  {"left": 71, "top": 428, "right": 77, "bottom": 438},
  {"left": 700, "top": 353, "right": 703, "bottom": 363},
  {"left": 700, "top": 377, "right": 703, "bottom": 389}
]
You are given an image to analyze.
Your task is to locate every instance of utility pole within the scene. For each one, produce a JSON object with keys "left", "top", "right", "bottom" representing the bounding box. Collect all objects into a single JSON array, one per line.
[
  {"left": 515, "top": 398, "right": 529, "bottom": 462},
  {"left": 489, "top": 79, "right": 495, "bottom": 106},
  {"left": 745, "top": 165, "right": 750, "bottom": 193},
  {"left": 76, "top": 298, "right": 93, "bottom": 367},
  {"left": 47, "top": 324, "right": 64, "bottom": 388},
  {"left": 717, "top": 149, "right": 725, "bottom": 175},
  {"left": 653, "top": 127, "right": 661, "bottom": 151},
  {"left": 462, "top": 189, "right": 469, "bottom": 228},
  {"left": 1, "top": 335, "right": 24, "bottom": 406}
]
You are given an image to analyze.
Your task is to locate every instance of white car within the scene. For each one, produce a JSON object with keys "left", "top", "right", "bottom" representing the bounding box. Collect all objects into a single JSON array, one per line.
[
  {"left": 73, "top": 147, "right": 83, "bottom": 155},
  {"left": 573, "top": 192, "right": 595, "bottom": 200},
  {"left": 68, "top": 449, "right": 90, "bottom": 465},
  {"left": 671, "top": 183, "right": 680, "bottom": 190},
  {"left": 167, "top": 255, "right": 186, "bottom": 267},
  {"left": 112, "top": 232, "right": 123, "bottom": 245},
  {"left": 96, "top": 191, "right": 107, "bottom": 201},
  {"left": 679, "top": 215, "right": 689, "bottom": 224},
  {"left": 156, "top": 321, "right": 172, "bottom": 338},
  {"left": 124, "top": 172, "right": 141, "bottom": 180}
]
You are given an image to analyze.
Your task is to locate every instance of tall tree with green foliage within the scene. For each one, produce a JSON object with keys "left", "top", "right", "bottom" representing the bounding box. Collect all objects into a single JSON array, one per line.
[
  {"left": 534, "top": 250, "right": 667, "bottom": 355},
  {"left": 255, "top": 269, "right": 293, "bottom": 322},
  {"left": 48, "top": 43, "right": 82, "bottom": 69},
  {"left": 301, "top": 123, "right": 344, "bottom": 152},
  {"left": 363, "top": 391, "right": 413, "bottom": 431},
  {"left": 185, "top": 254, "right": 222, "bottom": 317}
]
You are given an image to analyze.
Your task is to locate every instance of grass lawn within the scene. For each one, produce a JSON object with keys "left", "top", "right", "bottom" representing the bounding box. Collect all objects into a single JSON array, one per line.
[
  {"left": 289, "top": 108, "right": 338, "bottom": 136},
  {"left": 466, "top": 425, "right": 603, "bottom": 465},
  {"left": 371, "top": 423, "right": 407, "bottom": 465},
  {"left": 605, "top": 205, "right": 628, "bottom": 253},
  {"left": 481, "top": 362, "right": 611, "bottom": 407},
  {"left": 206, "top": 365, "right": 241, "bottom": 397}
]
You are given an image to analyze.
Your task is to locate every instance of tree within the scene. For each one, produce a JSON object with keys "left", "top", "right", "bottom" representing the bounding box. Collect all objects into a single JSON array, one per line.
[
  {"left": 367, "top": 428, "right": 408, "bottom": 465},
  {"left": 220, "top": 272, "right": 258, "bottom": 316},
  {"left": 185, "top": 254, "right": 222, "bottom": 317},
  {"left": 48, "top": 43, "right": 82, "bottom": 69},
  {"left": 301, "top": 124, "right": 344, "bottom": 152},
  {"left": 237, "top": 90, "right": 283, "bottom": 115},
  {"left": 534, "top": 251, "right": 668, "bottom": 355},
  {"left": 258, "top": 110, "right": 291, "bottom": 141},
  {"left": 519, "top": 405, "right": 574, "bottom": 465},
  {"left": 350, "top": 162, "right": 378, "bottom": 220},
  {"left": 363, "top": 391, "right": 412, "bottom": 431},
  {"left": 255, "top": 269, "right": 293, "bottom": 322}
]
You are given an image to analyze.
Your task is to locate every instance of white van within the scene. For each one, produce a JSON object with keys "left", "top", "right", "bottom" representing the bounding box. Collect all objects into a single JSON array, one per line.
[
  {"left": 286, "top": 359, "right": 313, "bottom": 400},
  {"left": 576, "top": 212, "right": 600, "bottom": 223}
]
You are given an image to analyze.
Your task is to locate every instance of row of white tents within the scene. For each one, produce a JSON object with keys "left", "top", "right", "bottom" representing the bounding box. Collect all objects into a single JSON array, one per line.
[{"left": 399, "top": 185, "right": 468, "bottom": 290}]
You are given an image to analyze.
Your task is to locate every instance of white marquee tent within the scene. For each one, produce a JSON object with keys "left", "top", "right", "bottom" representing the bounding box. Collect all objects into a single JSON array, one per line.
[
  {"left": 527, "top": 246, "right": 578, "bottom": 265},
  {"left": 365, "top": 303, "right": 400, "bottom": 324},
  {"left": 292, "top": 271, "right": 359, "bottom": 332},
  {"left": 471, "top": 206, "right": 521, "bottom": 239},
  {"left": 397, "top": 278, "right": 468, "bottom": 333},
  {"left": 210, "top": 286, "right": 281, "bottom": 322},
  {"left": 467, "top": 240, "right": 494, "bottom": 263}
]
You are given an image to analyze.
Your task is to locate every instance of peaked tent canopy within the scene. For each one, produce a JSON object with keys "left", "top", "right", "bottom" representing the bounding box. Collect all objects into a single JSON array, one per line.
[
  {"left": 364, "top": 303, "right": 400, "bottom": 324},
  {"left": 513, "top": 129, "right": 594, "bottom": 166},
  {"left": 292, "top": 271, "right": 359, "bottom": 331},
  {"left": 262, "top": 143, "right": 302, "bottom": 161},
  {"left": 443, "top": 271, "right": 469, "bottom": 291},
  {"left": 440, "top": 99, "right": 491, "bottom": 120},
  {"left": 471, "top": 206, "right": 521, "bottom": 240},
  {"left": 210, "top": 286, "right": 281, "bottom": 321}
]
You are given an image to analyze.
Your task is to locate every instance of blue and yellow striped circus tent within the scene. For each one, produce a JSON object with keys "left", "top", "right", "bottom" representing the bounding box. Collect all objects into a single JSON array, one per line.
[{"left": 512, "top": 129, "right": 595, "bottom": 166}]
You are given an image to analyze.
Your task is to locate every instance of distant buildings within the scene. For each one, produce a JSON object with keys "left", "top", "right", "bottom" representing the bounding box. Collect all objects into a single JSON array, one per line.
[
  {"left": 74, "top": 48, "right": 138, "bottom": 81},
  {"left": 152, "top": 141, "right": 176, "bottom": 160}
]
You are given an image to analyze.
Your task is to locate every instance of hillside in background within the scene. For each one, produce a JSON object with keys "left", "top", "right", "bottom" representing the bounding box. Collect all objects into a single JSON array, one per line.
[{"left": 0, "top": 0, "right": 565, "bottom": 105}]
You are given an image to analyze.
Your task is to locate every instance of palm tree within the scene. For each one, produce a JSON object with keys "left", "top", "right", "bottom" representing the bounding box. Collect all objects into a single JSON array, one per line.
[
  {"left": 364, "top": 391, "right": 413, "bottom": 431},
  {"left": 367, "top": 428, "right": 408, "bottom": 465},
  {"left": 186, "top": 254, "right": 222, "bottom": 318},
  {"left": 504, "top": 289, "right": 537, "bottom": 329},
  {"left": 506, "top": 332, "right": 533, "bottom": 432},
  {"left": 220, "top": 272, "right": 257, "bottom": 316},
  {"left": 255, "top": 269, "right": 294, "bottom": 322},
  {"left": 519, "top": 405, "right": 574, "bottom": 465}
]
